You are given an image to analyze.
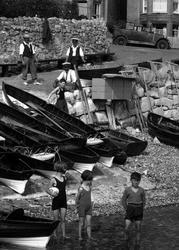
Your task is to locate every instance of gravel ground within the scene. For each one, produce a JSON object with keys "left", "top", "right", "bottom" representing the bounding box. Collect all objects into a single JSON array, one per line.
[{"left": 0, "top": 45, "right": 179, "bottom": 221}]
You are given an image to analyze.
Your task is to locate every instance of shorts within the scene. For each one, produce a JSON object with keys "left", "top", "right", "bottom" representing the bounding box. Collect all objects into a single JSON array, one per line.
[
  {"left": 125, "top": 203, "right": 143, "bottom": 222},
  {"left": 78, "top": 204, "right": 92, "bottom": 217}
]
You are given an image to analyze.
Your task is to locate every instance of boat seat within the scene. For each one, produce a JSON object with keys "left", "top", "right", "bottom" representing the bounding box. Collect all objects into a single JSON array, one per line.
[
  {"left": 158, "top": 117, "right": 163, "bottom": 125},
  {"left": 6, "top": 208, "right": 24, "bottom": 220}
]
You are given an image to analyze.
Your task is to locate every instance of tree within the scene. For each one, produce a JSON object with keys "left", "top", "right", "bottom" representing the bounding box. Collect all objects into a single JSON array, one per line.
[{"left": 0, "top": 0, "right": 79, "bottom": 18}]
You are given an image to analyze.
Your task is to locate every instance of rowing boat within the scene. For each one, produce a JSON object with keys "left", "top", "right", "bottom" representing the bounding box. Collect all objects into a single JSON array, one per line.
[
  {"left": 2, "top": 83, "right": 126, "bottom": 167},
  {"left": 0, "top": 208, "right": 59, "bottom": 248},
  {"left": 147, "top": 112, "right": 179, "bottom": 147},
  {"left": 0, "top": 152, "right": 33, "bottom": 194}
]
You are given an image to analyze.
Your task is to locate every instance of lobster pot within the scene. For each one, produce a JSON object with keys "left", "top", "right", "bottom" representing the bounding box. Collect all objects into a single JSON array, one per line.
[
  {"left": 74, "top": 100, "right": 85, "bottom": 116},
  {"left": 95, "top": 111, "right": 108, "bottom": 124},
  {"left": 80, "top": 79, "right": 92, "bottom": 87},
  {"left": 74, "top": 90, "right": 81, "bottom": 100},
  {"left": 65, "top": 92, "right": 75, "bottom": 104},
  {"left": 88, "top": 98, "right": 96, "bottom": 112},
  {"left": 67, "top": 102, "right": 76, "bottom": 115},
  {"left": 84, "top": 87, "right": 92, "bottom": 97}
]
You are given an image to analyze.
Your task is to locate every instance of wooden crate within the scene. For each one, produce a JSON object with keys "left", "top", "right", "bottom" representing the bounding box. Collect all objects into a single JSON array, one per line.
[{"left": 92, "top": 75, "right": 134, "bottom": 100}]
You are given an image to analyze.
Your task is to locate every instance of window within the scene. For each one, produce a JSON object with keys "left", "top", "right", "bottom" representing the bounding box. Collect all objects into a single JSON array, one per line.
[
  {"left": 94, "top": 3, "right": 101, "bottom": 18},
  {"left": 153, "top": 0, "right": 167, "bottom": 13},
  {"left": 173, "top": 0, "right": 179, "bottom": 13},
  {"left": 173, "top": 25, "right": 179, "bottom": 37},
  {"left": 143, "top": 0, "right": 147, "bottom": 13}
]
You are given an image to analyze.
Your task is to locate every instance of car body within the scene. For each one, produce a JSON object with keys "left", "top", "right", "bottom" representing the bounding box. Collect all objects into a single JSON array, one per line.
[{"left": 112, "top": 23, "right": 170, "bottom": 49}]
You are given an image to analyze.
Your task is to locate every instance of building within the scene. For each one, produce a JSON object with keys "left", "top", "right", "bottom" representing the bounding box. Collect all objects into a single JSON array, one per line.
[
  {"left": 78, "top": 0, "right": 127, "bottom": 23},
  {"left": 127, "top": 0, "right": 179, "bottom": 37}
]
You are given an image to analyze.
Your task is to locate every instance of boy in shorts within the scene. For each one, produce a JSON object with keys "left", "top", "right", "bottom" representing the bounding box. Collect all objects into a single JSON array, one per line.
[{"left": 122, "top": 171, "right": 146, "bottom": 246}]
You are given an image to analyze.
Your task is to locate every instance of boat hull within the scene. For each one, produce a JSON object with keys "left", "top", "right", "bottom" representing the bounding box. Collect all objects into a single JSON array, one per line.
[
  {"left": 147, "top": 112, "right": 179, "bottom": 147},
  {"left": 0, "top": 209, "right": 59, "bottom": 248},
  {"left": 0, "top": 177, "right": 28, "bottom": 194},
  {"left": 0, "top": 236, "right": 50, "bottom": 248}
]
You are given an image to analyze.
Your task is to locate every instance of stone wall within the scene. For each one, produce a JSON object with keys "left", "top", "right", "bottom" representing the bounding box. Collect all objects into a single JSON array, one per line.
[{"left": 0, "top": 17, "right": 109, "bottom": 64}]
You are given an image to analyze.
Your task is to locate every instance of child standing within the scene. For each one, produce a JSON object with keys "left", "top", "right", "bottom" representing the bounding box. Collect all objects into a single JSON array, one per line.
[
  {"left": 47, "top": 161, "right": 69, "bottom": 240},
  {"left": 122, "top": 171, "right": 146, "bottom": 246},
  {"left": 76, "top": 170, "right": 94, "bottom": 241},
  {"left": 47, "top": 79, "right": 69, "bottom": 113}
]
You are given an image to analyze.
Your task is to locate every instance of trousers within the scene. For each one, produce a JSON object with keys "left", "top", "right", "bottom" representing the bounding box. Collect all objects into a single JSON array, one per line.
[{"left": 22, "top": 56, "right": 37, "bottom": 81}]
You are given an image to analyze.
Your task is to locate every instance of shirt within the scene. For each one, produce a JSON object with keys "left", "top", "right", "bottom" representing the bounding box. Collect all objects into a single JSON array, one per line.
[
  {"left": 19, "top": 41, "right": 35, "bottom": 55},
  {"left": 57, "top": 69, "right": 77, "bottom": 83},
  {"left": 122, "top": 186, "right": 146, "bottom": 209},
  {"left": 66, "top": 45, "right": 84, "bottom": 57}
]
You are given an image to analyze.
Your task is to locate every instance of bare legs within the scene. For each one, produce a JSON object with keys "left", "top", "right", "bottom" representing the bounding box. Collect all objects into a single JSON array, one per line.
[
  {"left": 124, "top": 219, "right": 131, "bottom": 241},
  {"left": 124, "top": 219, "right": 142, "bottom": 245},
  {"left": 135, "top": 221, "right": 142, "bottom": 245},
  {"left": 53, "top": 208, "right": 67, "bottom": 238},
  {"left": 79, "top": 215, "right": 92, "bottom": 240}
]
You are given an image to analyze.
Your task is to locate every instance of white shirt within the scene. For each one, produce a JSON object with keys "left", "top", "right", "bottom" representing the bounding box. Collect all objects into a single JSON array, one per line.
[
  {"left": 66, "top": 45, "right": 84, "bottom": 57},
  {"left": 57, "top": 69, "right": 77, "bottom": 83},
  {"left": 19, "top": 41, "right": 36, "bottom": 55}
]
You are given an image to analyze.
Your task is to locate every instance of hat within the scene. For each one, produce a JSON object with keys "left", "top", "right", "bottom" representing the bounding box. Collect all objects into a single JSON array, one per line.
[
  {"left": 71, "top": 37, "right": 79, "bottom": 41},
  {"left": 62, "top": 62, "right": 71, "bottom": 67},
  {"left": 23, "top": 33, "right": 30, "bottom": 38}
]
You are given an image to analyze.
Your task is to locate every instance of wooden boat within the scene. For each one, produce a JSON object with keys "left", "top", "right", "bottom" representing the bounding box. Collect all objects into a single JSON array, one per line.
[
  {"left": 0, "top": 147, "right": 79, "bottom": 186},
  {"left": 29, "top": 139, "right": 100, "bottom": 173},
  {"left": 78, "top": 64, "right": 121, "bottom": 80},
  {"left": 0, "top": 208, "right": 59, "bottom": 248},
  {"left": 101, "top": 129, "right": 148, "bottom": 156},
  {"left": 0, "top": 152, "right": 33, "bottom": 194},
  {"left": 0, "top": 101, "right": 70, "bottom": 143},
  {"left": 0, "top": 120, "right": 39, "bottom": 147},
  {"left": 2, "top": 82, "right": 93, "bottom": 137},
  {"left": 147, "top": 112, "right": 179, "bottom": 147},
  {"left": 2, "top": 83, "right": 126, "bottom": 167}
]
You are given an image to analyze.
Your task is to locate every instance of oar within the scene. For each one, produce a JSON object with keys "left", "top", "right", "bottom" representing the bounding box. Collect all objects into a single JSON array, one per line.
[
  {"left": 27, "top": 101, "right": 73, "bottom": 138},
  {"left": 74, "top": 65, "right": 93, "bottom": 124}
]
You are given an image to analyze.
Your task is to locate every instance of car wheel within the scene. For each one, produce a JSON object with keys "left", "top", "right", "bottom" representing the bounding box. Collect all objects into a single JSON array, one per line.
[
  {"left": 156, "top": 39, "right": 169, "bottom": 49},
  {"left": 114, "top": 36, "right": 127, "bottom": 46}
]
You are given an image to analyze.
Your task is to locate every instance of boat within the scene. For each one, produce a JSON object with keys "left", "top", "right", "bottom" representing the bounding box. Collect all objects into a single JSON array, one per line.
[
  {"left": 2, "top": 81, "right": 93, "bottom": 137},
  {"left": 2, "top": 83, "right": 127, "bottom": 167},
  {"left": 0, "top": 101, "right": 100, "bottom": 171},
  {"left": 0, "top": 208, "right": 59, "bottom": 248},
  {"left": 30, "top": 139, "right": 100, "bottom": 174},
  {"left": 0, "top": 101, "right": 70, "bottom": 143},
  {"left": 0, "top": 152, "right": 33, "bottom": 194},
  {"left": 78, "top": 64, "right": 121, "bottom": 80},
  {"left": 101, "top": 129, "right": 148, "bottom": 156},
  {"left": 147, "top": 112, "right": 179, "bottom": 147},
  {"left": 0, "top": 120, "right": 40, "bottom": 147}
]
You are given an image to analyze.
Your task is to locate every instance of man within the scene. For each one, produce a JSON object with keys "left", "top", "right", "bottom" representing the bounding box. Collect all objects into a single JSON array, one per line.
[
  {"left": 19, "top": 33, "right": 41, "bottom": 85},
  {"left": 66, "top": 37, "right": 85, "bottom": 68},
  {"left": 56, "top": 62, "right": 77, "bottom": 85}
]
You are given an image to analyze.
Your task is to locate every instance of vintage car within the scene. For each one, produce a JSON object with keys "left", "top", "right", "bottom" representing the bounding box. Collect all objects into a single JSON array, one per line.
[{"left": 112, "top": 22, "right": 170, "bottom": 49}]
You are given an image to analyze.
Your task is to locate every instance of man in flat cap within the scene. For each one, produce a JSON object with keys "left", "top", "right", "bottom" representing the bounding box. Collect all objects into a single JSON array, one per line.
[
  {"left": 19, "top": 33, "right": 41, "bottom": 85},
  {"left": 66, "top": 37, "right": 85, "bottom": 68}
]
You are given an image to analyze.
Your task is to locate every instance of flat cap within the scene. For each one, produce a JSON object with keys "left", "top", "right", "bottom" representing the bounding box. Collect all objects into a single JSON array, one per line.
[
  {"left": 71, "top": 37, "right": 79, "bottom": 41},
  {"left": 23, "top": 33, "right": 30, "bottom": 38},
  {"left": 62, "top": 62, "right": 71, "bottom": 66}
]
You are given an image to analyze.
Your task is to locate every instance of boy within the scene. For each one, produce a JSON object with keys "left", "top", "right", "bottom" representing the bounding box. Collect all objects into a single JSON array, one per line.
[{"left": 122, "top": 171, "right": 146, "bottom": 246}]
